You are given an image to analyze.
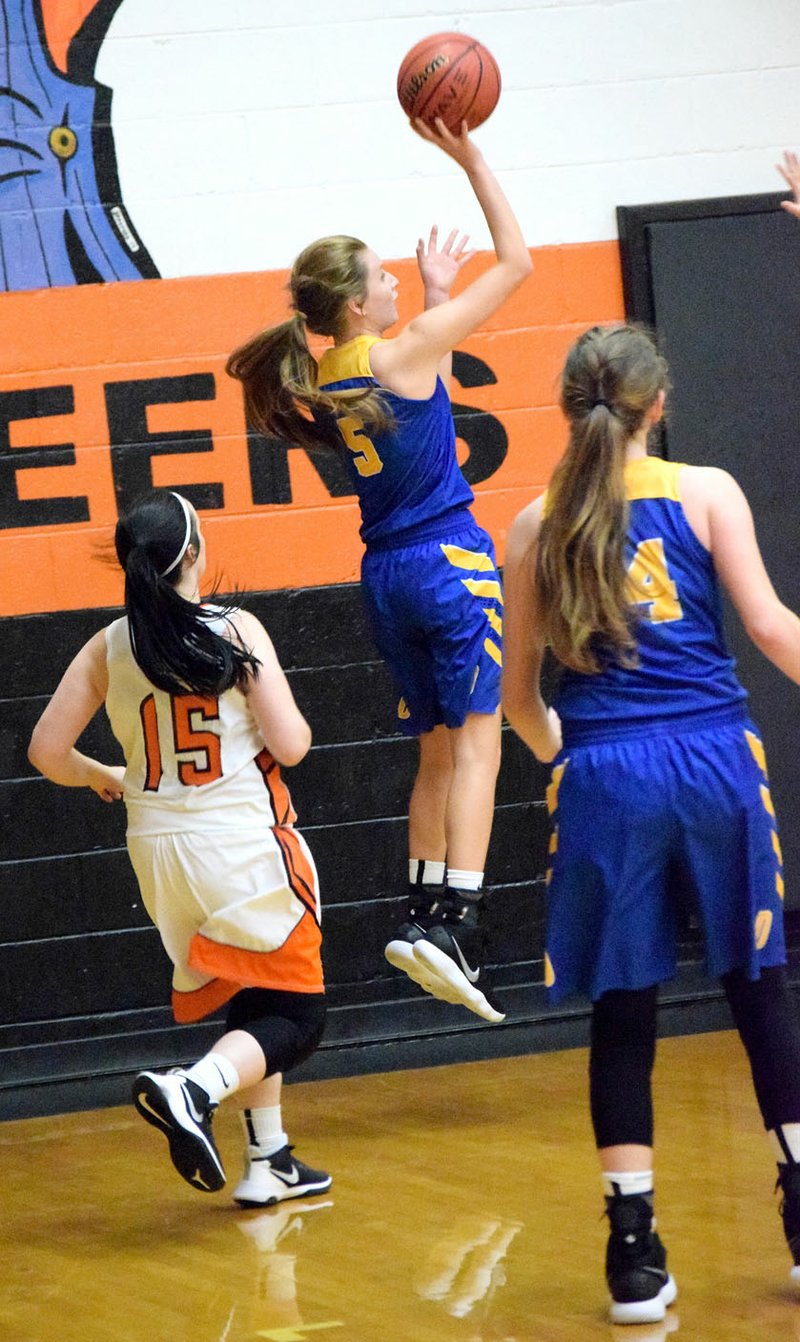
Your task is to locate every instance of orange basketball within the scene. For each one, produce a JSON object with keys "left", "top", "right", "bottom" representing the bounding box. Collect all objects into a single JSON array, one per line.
[{"left": 397, "top": 32, "right": 501, "bottom": 135}]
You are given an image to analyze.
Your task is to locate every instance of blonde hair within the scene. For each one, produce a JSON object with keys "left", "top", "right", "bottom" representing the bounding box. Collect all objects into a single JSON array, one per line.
[
  {"left": 226, "top": 235, "right": 391, "bottom": 451},
  {"left": 535, "top": 324, "right": 669, "bottom": 673}
]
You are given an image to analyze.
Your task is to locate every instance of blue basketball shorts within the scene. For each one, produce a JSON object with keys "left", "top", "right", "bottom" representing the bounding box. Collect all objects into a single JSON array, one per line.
[
  {"left": 543, "top": 714, "right": 786, "bottom": 1003},
  {"left": 360, "top": 521, "right": 503, "bottom": 737}
]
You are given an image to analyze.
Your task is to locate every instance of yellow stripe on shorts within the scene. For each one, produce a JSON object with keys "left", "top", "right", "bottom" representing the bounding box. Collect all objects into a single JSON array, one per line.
[{"left": 440, "top": 543, "right": 496, "bottom": 572}]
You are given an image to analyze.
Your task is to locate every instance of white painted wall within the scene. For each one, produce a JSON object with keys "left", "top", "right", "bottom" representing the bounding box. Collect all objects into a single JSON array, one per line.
[{"left": 96, "top": 0, "right": 800, "bottom": 277}]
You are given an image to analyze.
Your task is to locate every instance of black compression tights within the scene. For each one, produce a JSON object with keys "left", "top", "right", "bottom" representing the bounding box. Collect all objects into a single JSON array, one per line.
[
  {"left": 589, "top": 986, "right": 658, "bottom": 1150},
  {"left": 721, "top": 965, "right": 800, "bottom": 1130},
  {"left": 589, "top": 968, "right": 800, "bottom": 1149}
]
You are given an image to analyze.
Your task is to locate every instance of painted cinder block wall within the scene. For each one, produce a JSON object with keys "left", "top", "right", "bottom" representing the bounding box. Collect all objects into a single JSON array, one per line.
[{"left": 2, "top": 1, "right": 799, "bottom": 1115}]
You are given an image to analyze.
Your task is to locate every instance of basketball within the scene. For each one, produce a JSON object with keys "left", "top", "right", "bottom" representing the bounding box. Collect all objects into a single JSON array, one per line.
[{"left": 397, "top": 33, "right": 501, "bottom": 134}]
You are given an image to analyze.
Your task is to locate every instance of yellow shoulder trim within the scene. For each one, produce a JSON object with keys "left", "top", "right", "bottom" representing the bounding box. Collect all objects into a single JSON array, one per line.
[
  {"left": 317, "top": 334, "right": 382, "bottom": 388},
  {"left": 625, "top": 456, "right": 682, "bottom": 502}
]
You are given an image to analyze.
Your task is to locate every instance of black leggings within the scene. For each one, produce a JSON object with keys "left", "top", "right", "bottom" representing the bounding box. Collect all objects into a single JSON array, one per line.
[
  {"left": 225, "top": 988, "right": 326, "bottom": 1079},
  {"left": 589, "top": 967, "right": 800, "bottom": 1149}
]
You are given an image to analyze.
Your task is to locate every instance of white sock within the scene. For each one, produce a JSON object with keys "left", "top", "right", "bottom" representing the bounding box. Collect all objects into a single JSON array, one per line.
[
  {"left": 447, "top": 868, "right": 484, "bottom": 893},
  {"left": 771, "top": 1124, "right": 800, "bottom": 1163},
  {"left": 181, "top": 1052, "right": 240, "bottom": 1104},
  {"left": 242, "top": 1105, "right": 288, "bottom": 1157},
  {"left": 602, "top": 1169, "right": 654, "bottom": 1198},
  {"left": 409, "top": 859, "right": 446, "bottom": 885}
]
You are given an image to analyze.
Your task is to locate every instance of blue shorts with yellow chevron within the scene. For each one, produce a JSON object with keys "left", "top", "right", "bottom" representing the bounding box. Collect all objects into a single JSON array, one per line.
[
  {"left": 361, "top": 521, "right": 503, "bottom": 737},
  {"left": 543, "top": 709, "right": 787, "bottom": 1004}
]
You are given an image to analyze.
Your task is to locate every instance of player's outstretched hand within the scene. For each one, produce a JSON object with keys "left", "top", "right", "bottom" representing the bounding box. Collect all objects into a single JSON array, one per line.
[
  {"left": 777, "top": 151, "right": 800, "bottom": 218},
  {"left": 411, "top": 117, "right": 485, "bottom": 174},
  {"left": 416, "top": 224, "right": 476, "bottom": 299}
]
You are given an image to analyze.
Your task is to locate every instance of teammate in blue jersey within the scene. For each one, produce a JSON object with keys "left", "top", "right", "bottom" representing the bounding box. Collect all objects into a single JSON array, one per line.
[
  {"left": 227, "top": 118, "right": 532, "bottom": 1022},
  {"left": 502, "top": 324, "right": 800, "bottom": 1324}
]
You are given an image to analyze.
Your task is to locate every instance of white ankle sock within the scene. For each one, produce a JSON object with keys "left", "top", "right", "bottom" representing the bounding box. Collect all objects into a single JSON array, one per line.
[
  {"left": 602, "top": 1170, "right": 654, "bottom": 1198},
  {"left": 409, "top": 859, "right": 446, "bottom": 885},
  {"left": 181, "top": 1052, "right": 240, "bottom": 1104},
  {"left": 241, "top": 1105, "right": 288, "bottom": 1157},
  {"left": 771, "top": 1124, "right": 800, "bottom": 1163},
  {"left": 446, "top": 869, "right": 484, "bottom": 893}
]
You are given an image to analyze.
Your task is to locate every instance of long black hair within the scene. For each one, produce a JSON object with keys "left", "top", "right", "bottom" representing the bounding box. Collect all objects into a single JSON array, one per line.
[{"left": 114, "top": 490, "right": 260, "bottom": 696}]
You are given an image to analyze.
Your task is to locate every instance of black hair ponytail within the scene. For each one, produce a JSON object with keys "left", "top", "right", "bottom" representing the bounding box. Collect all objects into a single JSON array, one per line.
[{"left": 115, "top": 491, "right": 260, "bottom": 696}]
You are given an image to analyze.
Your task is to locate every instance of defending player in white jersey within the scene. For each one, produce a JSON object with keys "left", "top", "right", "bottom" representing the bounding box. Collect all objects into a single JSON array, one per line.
[{"left": 29, "top": 489, "right": 330, "bottom": 1207}]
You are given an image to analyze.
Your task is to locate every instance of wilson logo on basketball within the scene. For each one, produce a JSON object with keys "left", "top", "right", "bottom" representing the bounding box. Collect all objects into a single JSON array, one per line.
[{"left": 400, "top": 55, "right": 448, "bottom": 108}]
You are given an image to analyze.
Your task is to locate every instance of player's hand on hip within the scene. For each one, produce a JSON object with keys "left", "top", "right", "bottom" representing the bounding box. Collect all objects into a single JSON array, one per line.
[{"left": 89, "top": 762, "right": 125, "bottom": 802}]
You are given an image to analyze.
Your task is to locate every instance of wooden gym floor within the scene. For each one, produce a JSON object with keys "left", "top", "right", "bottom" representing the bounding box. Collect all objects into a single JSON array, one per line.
[{"left": 1, "top": 1029, "right": 798, "bottom": 1342}]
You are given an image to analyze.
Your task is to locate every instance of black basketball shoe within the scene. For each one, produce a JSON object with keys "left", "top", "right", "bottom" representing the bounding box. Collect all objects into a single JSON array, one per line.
[
  {"left": 411, "top": 890, "right": 505, "bottom": 1023},
  {"left": 132, "top": 1068, "right": 226, "bottom": 1192},
  {"left": 605, "top": 1190, "right": 677, "bottom": 1324},
  {"left": 385, "top": 886, "right": 444, "bottom": 987},
  {"left": 234, "top": 1144, "right": 332, "bottom": 1207},
  {"left": 777, "top": 1161, "right": 800, "bottom": 1286}
]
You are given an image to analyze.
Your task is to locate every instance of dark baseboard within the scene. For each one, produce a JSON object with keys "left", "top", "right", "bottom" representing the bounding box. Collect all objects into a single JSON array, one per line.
[{"left": 0, "top": 959, "right": 778, "bottom": 1121}]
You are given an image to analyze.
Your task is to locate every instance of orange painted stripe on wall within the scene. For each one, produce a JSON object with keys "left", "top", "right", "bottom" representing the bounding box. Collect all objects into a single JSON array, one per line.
[{"left": 0, "top": 242, "right": 623, "bottom": 617}]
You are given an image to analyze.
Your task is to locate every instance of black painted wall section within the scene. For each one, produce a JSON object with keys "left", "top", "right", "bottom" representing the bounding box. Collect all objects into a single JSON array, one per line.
[{"left": 0, "top": 582, "right": 773, "bottom": 1120}]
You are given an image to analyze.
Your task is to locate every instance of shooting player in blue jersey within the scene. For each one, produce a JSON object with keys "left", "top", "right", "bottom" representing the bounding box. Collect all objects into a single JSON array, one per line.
[
  {"left": 503, "top": 323, "right": 800, "bottom": 1324},
  {"left": 228, "top": 118, "right": 532, "bottom": 1024}
]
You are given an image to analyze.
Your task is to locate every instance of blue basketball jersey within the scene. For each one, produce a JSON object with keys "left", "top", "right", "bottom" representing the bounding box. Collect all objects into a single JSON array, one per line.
[
  {"left": 316, "top": 334, "right": 474, "bottom": 548},
  {"left": 555, "top": 456, "right": 747, "bottom": 737}
]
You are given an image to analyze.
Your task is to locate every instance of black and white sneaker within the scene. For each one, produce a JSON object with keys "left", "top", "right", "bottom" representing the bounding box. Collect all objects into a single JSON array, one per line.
[
  {"left": 777, "top": 1161, "right": 800, "bottom": 1287},
  {"left": 385, "top": 887, "right": 443, "bottom": 988},
  {"left": 605, "top": 1191, "right": 677, "bottom": 1324},
  {"left": 411, "top": 891, "right": 505, "bottom": 1024},
  {"left": 132, "top": 1069, "right": 225, "bottom": 1193},
  {"left": 234, "top": 1144, "right": 332, "bottom": 1207}
]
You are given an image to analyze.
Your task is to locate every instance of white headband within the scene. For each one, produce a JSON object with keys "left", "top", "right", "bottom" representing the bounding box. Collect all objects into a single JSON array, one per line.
[{"left": 160, "top": 492, "right": 193, "bottom": 577}]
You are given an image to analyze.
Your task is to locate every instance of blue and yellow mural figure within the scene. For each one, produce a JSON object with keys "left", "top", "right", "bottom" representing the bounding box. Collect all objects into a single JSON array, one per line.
[{"left": 0, "top": 0, "right": 156, "bottom": 289}]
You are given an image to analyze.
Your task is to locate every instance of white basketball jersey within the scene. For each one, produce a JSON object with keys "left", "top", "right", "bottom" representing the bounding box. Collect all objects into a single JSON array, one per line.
[{"left": 105, "top": 616, "right": 295, "bottom": 837}]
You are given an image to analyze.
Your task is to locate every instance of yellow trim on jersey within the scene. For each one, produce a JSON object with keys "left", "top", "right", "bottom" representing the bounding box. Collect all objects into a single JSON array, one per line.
[
  {"left": 541, "top": 456, "right": 684, "bottom": 516},
  {"left": 772, "top": 830, "right": 783, "bottom": 865},
  {"left": 777, "top": 872, "right": 785, "bottom": 901},
  {"left": 624, "top": 456, "right": 682, "bottom": 502},
  {"left": 317, "top": 334, "right": 383, "bottom": 388}
]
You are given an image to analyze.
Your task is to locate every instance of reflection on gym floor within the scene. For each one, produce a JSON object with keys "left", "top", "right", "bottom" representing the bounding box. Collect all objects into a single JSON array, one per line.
[{"left": 0, "top": 1032, "right": 798, "bottom": 1341}]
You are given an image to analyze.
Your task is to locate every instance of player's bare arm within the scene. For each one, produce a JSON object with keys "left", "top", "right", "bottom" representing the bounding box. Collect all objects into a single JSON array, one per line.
[
  {"left": 233, "top": 610, "right": 312, "bottom": 767},
  {"left": 502, "top": 497, "right": 562, "bottom": 763},
  {"left": 28, "top": 630, "right": 125, "bottom": 800}
]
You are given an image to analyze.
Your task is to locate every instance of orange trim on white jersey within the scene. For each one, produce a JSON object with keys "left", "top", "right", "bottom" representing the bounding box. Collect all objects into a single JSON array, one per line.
[
  {"left": 187, "top": 914, "right": 324, "bottom": 1003},
  {"left": 255, "top": 747, "right": 298, "bottom": 826},
  {"left": 172, "top": 976, "right": 241, "bottom": 1024}
]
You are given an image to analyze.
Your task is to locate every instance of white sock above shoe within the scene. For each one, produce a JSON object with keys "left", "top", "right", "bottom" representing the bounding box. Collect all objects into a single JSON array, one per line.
[
  {"left": 241, "top": 1105, "right": 288, "bottom": 1157},
  {"left": 409, "top": 859, "right": 446, "bottom": 885},
  {"left": 602, "top": 1169, "right": 654, "bottom": 1199},
  {"left": 181, "top": 1052, "right": 240, "bottom": 1104},
  {"left": 446, "top": 869, "right": 484, "bottom": 893}
]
